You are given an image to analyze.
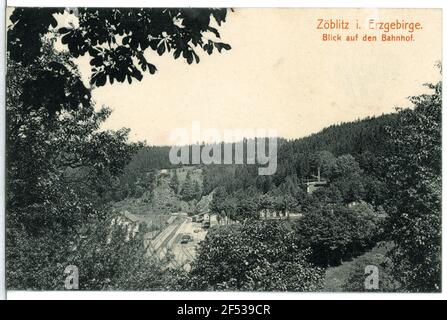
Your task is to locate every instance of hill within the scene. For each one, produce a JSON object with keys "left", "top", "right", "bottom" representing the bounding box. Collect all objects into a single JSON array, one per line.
[{"left": 112, "top": 166, "right": 210, "bottom": 219}]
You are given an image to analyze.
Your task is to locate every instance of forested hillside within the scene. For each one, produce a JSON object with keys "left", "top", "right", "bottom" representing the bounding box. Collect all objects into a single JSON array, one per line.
[
  {"left": 276, "top": 113, "right": 397, "bottom": 179},
  {"left": 119, "top": 113, "right": 396, "bottom": 199}
]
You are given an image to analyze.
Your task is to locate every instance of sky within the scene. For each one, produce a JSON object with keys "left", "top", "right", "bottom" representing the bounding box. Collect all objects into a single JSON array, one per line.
[{"left": 66, "top": 8, "right": 442, "bottom": 145}]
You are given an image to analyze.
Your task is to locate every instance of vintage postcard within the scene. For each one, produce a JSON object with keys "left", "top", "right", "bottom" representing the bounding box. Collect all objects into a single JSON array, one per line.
[{"left": 3, "top": 6, "right": 442, "bottom": 296}]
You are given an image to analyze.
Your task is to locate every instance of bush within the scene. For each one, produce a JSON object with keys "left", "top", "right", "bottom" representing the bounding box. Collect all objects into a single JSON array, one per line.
[
  {"left": 188, "top": 221, "right": 325, "bottom": 291},
  {"left": 294, "top": 202, "right": 385, "bottom": 267}
]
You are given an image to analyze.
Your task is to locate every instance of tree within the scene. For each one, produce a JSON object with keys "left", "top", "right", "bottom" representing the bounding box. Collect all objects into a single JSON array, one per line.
[
  {"left": 385, "top": 67, "right": 441, "bottom": 292},
  {"left": 192, "top": 180, "right": 202, "bottom": 201},
  {"left": 188, "top": 221, "right": 325, "bottom": 291},
  {"left": 210, "top": 186, "right": 227, "bottom": 215},
  {"left": 328, "top": 155, "right": 366, "bottom": 204},
  {"left": 6, "top": 42, "right": 138, "bottom": 289},
  {"left": 310, "top": 184, "right": 343, "bottom": 206},
  {"left": 68, "top": 218, "right": 186, "bottom": 290},
  {"left": 169, "top": 170, "right": 180, "bottom": 194},
  {"left": 311, "top": 150, "right": 336, "bottom": 177},
  {"left": 8, "top": 8, "right": 231, "bottom": 88},
  {"left": 328, "top": 154, "right": 362, "bottom": 180},
  {"left": 361, "top": 174, "right": 387, "bottom": 206},
  {"left": 294, "top": 203, "right": 384, "bottom": 267},
  {"left": 180, "top": 171, "right": 195, "bottom": 201},
  {"left": 235, "top": 195, "right": 259, "bottom": 221}
]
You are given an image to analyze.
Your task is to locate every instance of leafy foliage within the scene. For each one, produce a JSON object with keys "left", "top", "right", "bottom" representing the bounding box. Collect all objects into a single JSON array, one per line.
[
  {"left": 385, "top": 70, "right": 442, "bottom": 292},
  {"left": 8, "top": 8, "right": 231, "bottom": 87},
  {"left": 189, "top": 221, "right": 325, "bottom": 291},
  {"left": 68, "top": 218, "right": 186, "bottom": 290},
  {"left": 293, "top": 202, "right": 385, "bottom": 267},
  {"left": 6, "top": 42, "right": 141, "bottom": 289}
]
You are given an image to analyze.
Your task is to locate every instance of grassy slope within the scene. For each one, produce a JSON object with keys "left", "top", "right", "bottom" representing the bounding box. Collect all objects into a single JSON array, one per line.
[{"left": 324, "top": 242, "right": 394, "bottom": 292}]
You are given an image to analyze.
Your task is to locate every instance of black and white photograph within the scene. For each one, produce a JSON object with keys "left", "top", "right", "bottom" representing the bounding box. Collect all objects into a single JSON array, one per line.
[{"left": 1, "top": 3, "right": 443, "bottom": 300}]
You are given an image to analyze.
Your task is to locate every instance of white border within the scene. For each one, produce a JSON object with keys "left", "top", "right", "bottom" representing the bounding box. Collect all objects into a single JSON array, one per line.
[
  {"left": 2, "top": 0, "right": 446, "bottom": 8},
  {"left": 5, "top": 291, "right": 447, "bottom": 300},
  {"left": 1, "top": 0, "right": 6, "bottom": 302},
  {"left": 2, "top": 0, "right": 446, "bottom": 300}
]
